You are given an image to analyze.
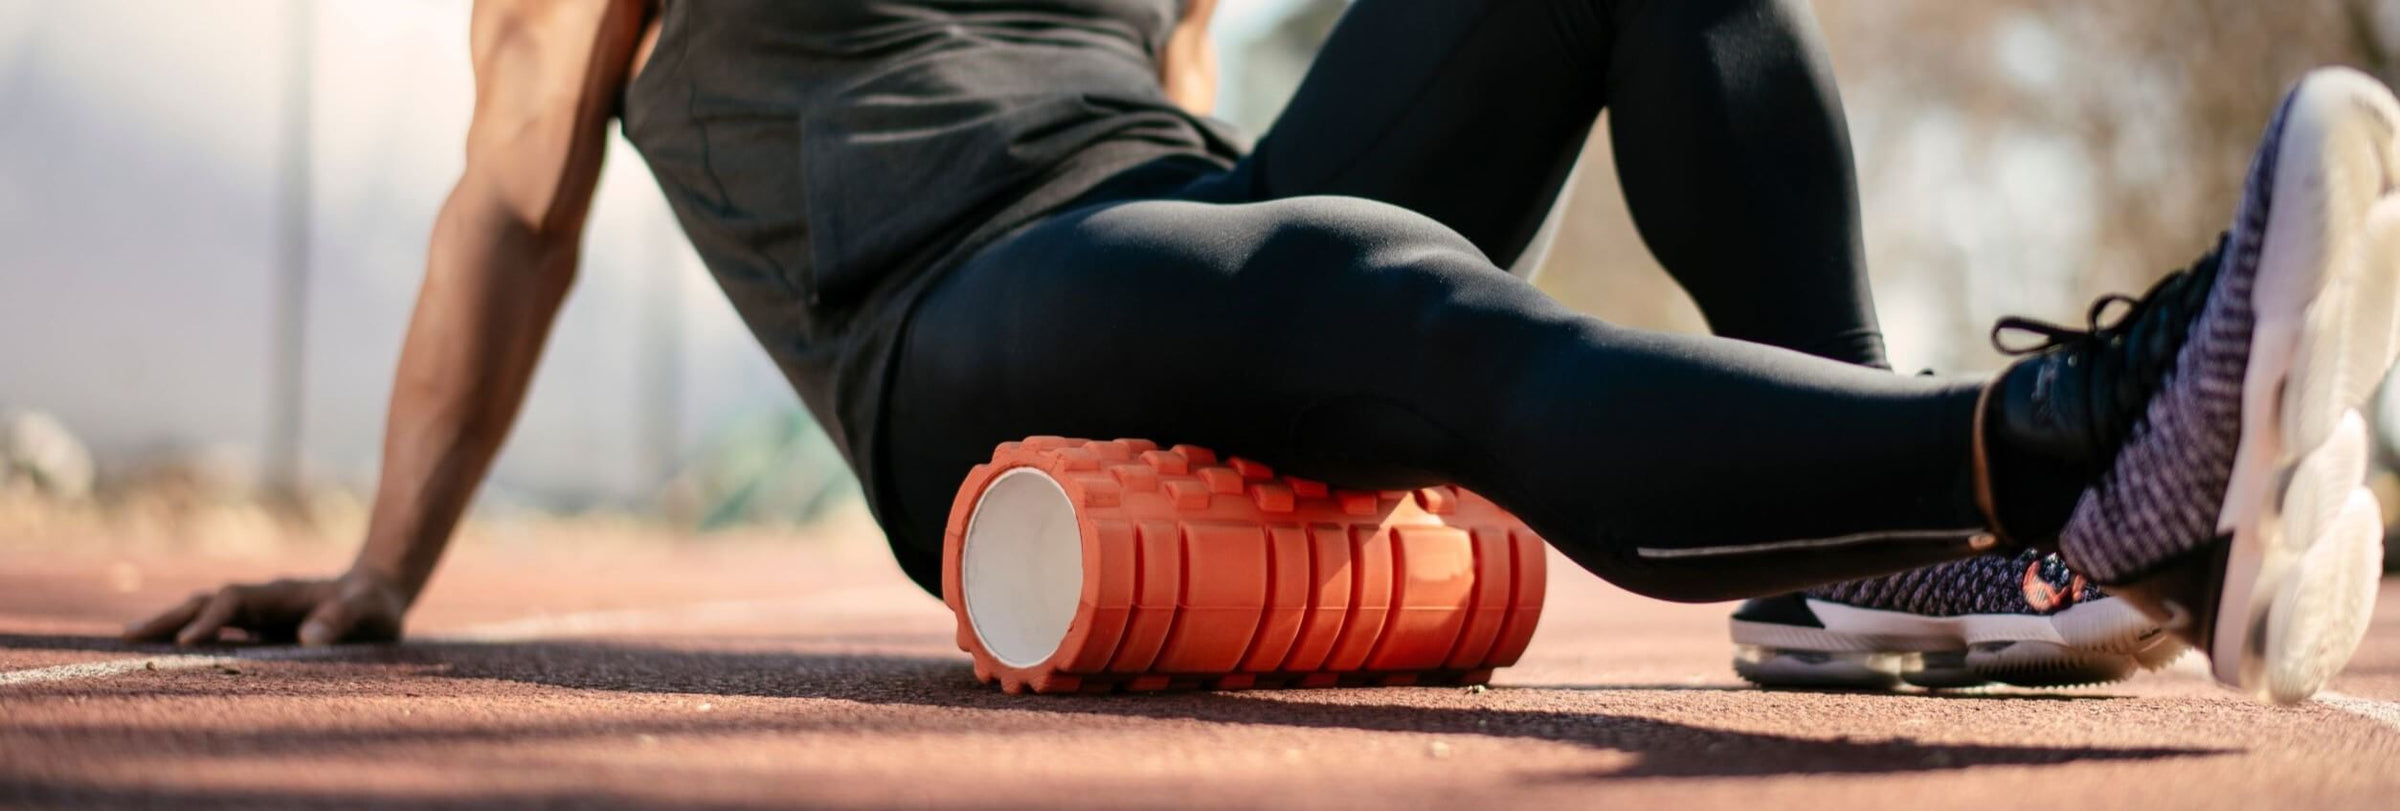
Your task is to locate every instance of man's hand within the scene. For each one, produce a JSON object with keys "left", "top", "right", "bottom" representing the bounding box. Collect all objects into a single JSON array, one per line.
[
  {"left": 123, "top": 569, "right": 410, "bottom": 647},
  {"left": 1161, "top": 0, "right": 1218, "bottom": 115}
]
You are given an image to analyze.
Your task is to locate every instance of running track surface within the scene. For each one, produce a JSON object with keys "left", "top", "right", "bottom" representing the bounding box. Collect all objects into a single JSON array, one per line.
[{"left": 5, "top": 534, "right": 2398, "bottom": 809}]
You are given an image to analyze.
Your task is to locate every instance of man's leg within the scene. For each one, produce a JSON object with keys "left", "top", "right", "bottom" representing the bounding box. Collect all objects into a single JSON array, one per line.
[
  {"left": 1227, "top": 0, "right": 2190, "bottom": 690},
  {"left": 1238, "top": 0, "right": 1887, "bottom": 366},
  {"left": 880, "top": 195, "right": 1988, "bottom": 600}
]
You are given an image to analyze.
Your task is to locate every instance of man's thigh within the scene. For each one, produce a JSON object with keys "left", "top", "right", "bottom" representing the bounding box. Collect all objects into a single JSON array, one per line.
[{"left": 878, "top": 194, "right": 1513, "bottom": 569}]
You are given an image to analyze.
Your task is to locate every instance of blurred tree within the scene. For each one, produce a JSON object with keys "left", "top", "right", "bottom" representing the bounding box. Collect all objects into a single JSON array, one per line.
[
  {"left": 1828, "top": 0, "right": 2392, "bottom": 324},
  {"left": 1531, "top": 0, "right": 2397, "bottom": 374}
]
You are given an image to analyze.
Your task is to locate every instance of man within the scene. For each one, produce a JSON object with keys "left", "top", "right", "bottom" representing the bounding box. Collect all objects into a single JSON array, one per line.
[{"left": 131, "top": 0, "right": 2396, "bottom": 702}]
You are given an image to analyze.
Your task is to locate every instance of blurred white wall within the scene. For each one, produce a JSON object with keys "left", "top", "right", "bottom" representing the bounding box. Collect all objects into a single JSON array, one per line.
[{"left": 0, "top": 0, "right": 795, "bottom": 509}]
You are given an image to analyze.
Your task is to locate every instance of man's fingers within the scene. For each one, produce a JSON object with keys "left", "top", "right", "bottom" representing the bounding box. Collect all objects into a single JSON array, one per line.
[
  {"left": 174, "top": 588, "right": 245, "bottom": 647},
  {"left": 123, "top": 594, "right": 207, "bottom": 642},
  {"left": 296, "top": 599, "right": 355, "bottom": 647}
]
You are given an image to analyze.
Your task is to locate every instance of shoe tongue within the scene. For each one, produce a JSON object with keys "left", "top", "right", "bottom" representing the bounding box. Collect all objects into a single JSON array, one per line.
[
  {"left": 1983, "top": 356, "right": 2104, "bottom": 545},
  {"left": 1994, "top": 352, "right": 2101, "bottom": 460}
]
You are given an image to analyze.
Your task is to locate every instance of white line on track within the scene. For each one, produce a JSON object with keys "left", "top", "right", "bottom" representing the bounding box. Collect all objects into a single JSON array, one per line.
[
  {"left": 2159, "top": 650, "right": 2400, "bottom": 734},
  {"left": 2317, "top": 691, "right": 2400, "bottom": 735},
  {"left": 2104, "top": 651, "right": 2400, "bottom": 733},
  {"left": 0, "top": 647, "right": 327, "bottom": 687},
  {"left": 0, "top": 585, "right": 922, "bottom": 689}
]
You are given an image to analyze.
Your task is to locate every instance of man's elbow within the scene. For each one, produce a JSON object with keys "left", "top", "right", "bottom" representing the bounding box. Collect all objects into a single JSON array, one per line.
[
  {"left": 458, "top": 117, "right": 599, "bottom": 235},
  {"left": 424, "top": 186, "right": 582, "bottom": 299}
]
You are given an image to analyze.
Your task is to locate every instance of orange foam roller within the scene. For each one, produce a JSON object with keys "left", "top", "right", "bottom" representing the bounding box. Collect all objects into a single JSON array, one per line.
[{"left": 942, "top": 436, "right": 1547, "bottom": 694}]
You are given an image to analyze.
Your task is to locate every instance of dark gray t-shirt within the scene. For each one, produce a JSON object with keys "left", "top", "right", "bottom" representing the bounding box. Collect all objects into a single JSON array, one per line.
[{"left": 620, "top": 0, "right": 1242, "bottom": 514}]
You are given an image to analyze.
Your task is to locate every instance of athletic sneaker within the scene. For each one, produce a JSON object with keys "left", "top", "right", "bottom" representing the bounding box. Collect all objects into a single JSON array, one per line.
[
  {"left": 2003, "top": 68, "right": 2400, "bottom": 704},
  {"left": 1732, "top": 551, "right": 2184, "bottom": 689}
]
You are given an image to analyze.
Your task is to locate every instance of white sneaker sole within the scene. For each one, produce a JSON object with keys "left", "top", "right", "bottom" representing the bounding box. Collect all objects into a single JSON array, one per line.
[
  {"left": 1731, "top": 597, "right": 2184, "bottom": 690},
  {"left": 2211, "top": 67, "right": 2400, "bottom": 703}
]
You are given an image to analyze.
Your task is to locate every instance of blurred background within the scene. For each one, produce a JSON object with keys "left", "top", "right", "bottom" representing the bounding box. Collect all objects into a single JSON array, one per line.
[{"left": 4, "top": 0, "right": 2400, "bottom": 563}]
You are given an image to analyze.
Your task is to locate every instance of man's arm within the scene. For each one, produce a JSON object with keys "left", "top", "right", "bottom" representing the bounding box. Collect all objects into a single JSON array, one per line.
[
  {"left": 127, "top": 0, "right": 651, "bottom": 646},
  {"left": 1162, "top": 0, "right": 1218, "bottom": 115}
]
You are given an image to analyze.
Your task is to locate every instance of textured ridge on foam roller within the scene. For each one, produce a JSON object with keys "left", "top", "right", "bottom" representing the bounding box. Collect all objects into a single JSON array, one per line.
[{"left": 942, "top": 437, "right": 1547, "bottom": 694}]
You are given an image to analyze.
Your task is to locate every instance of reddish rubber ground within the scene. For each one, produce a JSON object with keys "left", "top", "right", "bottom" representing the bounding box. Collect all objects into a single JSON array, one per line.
[{"left": 5, "top": 530, "right": 2398, "bottom": 809}]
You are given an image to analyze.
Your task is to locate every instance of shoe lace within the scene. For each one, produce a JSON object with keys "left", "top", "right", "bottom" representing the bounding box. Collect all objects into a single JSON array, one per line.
[{"left": 1988, "top": 234, "right": 2229, "bottom": 447}]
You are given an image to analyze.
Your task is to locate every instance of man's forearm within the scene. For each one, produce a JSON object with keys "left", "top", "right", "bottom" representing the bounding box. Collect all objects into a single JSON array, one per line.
[{"left": 351, "top": 187, "right": 580, "bottom": 603}]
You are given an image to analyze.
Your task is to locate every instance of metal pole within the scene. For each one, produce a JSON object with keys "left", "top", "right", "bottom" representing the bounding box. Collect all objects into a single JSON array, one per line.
[
  {"left": 266, "top": 0, "right": 314, "bottom": 498},
  {"left": 641, "top": 222, "right": 683, "bottom": 492}
]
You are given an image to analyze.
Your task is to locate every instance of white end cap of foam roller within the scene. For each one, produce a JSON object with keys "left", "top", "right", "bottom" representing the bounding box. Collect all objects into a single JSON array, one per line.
[{"left": 961, "top": 468, "right": 1086, "bottom": 668}]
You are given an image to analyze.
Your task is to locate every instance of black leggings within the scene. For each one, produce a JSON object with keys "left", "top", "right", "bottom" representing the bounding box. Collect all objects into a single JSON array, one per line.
[{"left": 883, "top": 0, "right": 1992, "bottom": 601}]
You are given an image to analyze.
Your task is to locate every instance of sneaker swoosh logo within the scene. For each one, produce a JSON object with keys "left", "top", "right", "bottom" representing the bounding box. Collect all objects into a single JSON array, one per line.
[{"left": 2022, "top": 563, "right": 2086, "bottom": 612}]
